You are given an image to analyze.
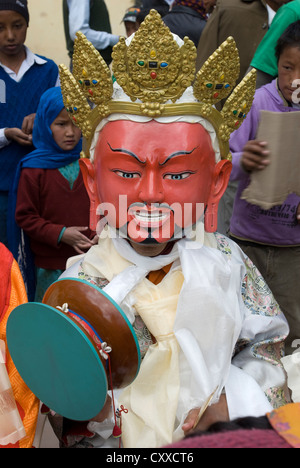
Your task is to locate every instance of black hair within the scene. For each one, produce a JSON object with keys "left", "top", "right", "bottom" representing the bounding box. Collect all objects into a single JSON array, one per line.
[
  {"left": 137, "top": 0, "right": 170, "bottom": 23},
  {"left": 205, "top": 415, "right": 272, "bottom": 433},
  {"left": 186, "top": 415, "right": 273, "bottom": 440},
  {"left": 275, "top": 20, "right": 300, "bottom": 62}
]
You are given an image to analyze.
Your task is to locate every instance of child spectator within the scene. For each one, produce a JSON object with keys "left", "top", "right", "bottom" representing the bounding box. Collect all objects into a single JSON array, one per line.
[
  {"left": 195, "top": 0, "right": 290, "bottom": 236},
  {"left": 229, "top": 20, "right": 300, "bottom": 355},
  {"left": 14, "top": 87, "right": 97, "bottom": 302},
  {"left": 0, "top": 0, "right": 59, "bottom": 248}
]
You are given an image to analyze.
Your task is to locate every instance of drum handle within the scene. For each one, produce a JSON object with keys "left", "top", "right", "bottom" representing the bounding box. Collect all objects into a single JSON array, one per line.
[{"left": 56, "top": 305, "right": 125, "bottom": 444}]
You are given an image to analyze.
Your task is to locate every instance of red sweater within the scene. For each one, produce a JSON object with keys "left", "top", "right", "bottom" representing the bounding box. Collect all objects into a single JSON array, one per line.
[{"left": 15, "top": 168, "right": 94, "bottom": 270}]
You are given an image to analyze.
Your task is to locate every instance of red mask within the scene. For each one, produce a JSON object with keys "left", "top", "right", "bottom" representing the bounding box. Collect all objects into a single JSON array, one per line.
[{"left": 80, "top": 120, "right": 231, "bottom": 244}]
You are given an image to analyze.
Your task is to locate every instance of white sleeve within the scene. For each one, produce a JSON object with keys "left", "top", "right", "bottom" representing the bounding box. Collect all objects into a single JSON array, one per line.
[
  {"left": 225, "top": 250, "right": 290, "bottom": 418},
  {"left": 225, "top": 365, "right": 273, "bottom": 419},
  {"left": 67, "top": 0, "right": 119, "bottom": 49},
  {"left": 0, "top": 128, "right": 10, "bottom": 148}
]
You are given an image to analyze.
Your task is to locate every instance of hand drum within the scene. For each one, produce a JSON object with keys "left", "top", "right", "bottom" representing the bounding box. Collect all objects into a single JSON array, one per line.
[{"left": 7, "top": 278, "right": 141, "bottom": 421}]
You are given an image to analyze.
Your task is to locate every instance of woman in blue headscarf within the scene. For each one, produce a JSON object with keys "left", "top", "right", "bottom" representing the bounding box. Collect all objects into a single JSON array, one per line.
[{"left": 9, "top": 87, "right": 97, "bottom": 301}]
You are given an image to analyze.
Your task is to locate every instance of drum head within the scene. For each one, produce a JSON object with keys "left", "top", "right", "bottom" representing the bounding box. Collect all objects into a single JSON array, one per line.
[
  {"left": 7, "top": 302, "right": 108, "bottom": 421},
  {"left": 43, "top": 278, "right": 141, "bottom": 389}
]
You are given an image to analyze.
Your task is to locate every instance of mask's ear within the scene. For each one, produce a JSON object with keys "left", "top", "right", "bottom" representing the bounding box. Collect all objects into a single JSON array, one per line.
[
  {"left": 79, "top": 158, "right": 100, "bottom": 231},
  {"left": 205, "top": 159, "right": 232, "bottom": 233}
]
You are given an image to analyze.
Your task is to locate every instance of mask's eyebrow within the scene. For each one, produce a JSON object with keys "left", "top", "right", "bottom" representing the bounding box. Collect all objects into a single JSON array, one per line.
[
  {"left": 107, "top": 142, "right": 146, "bottom": 163},
  {"left": 159, "top": 147, "right": 199, "bottom": 166}
]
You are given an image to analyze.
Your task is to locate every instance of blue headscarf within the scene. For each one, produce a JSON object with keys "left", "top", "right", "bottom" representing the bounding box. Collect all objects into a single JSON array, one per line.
[
  {"left": 8, "top": 86, "right": 82, "bottom": 300},
  {"left": 18, "top": 86, "right": 82, "bottom": 168}
]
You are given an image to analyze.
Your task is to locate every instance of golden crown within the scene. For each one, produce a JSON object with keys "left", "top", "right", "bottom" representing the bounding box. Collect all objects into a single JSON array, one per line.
[{"left": 59, "top": 9, "right": 256, "bottom": 160}]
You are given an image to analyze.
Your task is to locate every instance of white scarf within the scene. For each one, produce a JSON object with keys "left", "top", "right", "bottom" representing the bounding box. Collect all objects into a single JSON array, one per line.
[{"left": 82, "top": 226, "right": 245, "bottom": 415}]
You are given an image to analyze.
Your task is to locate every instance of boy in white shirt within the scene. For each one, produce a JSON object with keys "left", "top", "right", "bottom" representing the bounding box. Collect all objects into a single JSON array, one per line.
[{"left": 0, "top": 0, "right": 59, "bottom": 247}]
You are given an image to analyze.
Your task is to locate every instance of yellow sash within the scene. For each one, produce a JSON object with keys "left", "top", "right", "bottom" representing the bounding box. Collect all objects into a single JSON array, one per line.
[{"left": 120, "top": 270, "right": 184, "bottom": 448}]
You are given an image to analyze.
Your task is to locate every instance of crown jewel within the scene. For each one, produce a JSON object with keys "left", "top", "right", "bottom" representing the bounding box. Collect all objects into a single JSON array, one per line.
[
  {"left": 112, "top": 11, "right": 197, "bottom": 110},
  {"left": 59, "top": 9, "right": 256, "bottom": 160}
]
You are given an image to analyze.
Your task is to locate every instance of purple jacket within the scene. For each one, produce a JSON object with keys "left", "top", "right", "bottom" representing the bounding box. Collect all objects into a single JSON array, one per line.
[{"left": 229, "top": 79, "right": 300, "bottom": 246}]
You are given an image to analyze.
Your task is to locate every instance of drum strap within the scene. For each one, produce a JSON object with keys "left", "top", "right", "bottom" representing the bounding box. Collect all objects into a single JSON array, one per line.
[{"left": 59, "top": 306, "right": 124, "bottom": 444}]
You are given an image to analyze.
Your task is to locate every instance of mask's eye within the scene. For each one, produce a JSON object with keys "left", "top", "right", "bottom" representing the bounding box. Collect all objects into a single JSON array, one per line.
[
  {"left": 113, "top": 170, "right": 140, "bottom": 179},
  {"left": 164, "top": 172, "right": 194, "bottom": 180}
]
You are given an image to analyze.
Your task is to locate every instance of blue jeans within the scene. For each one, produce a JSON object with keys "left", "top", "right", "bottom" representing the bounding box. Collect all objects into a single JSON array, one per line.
[{"left": 0, "top": 191, "right": 8, "bottom": 247}]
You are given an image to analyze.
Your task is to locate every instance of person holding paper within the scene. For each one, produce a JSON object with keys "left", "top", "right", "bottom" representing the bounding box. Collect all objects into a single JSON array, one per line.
[{"left": 229, "top": 20, "right": 300, "bottom": 355}]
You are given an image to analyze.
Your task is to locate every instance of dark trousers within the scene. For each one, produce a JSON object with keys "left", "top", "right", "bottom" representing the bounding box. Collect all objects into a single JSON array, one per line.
[{"left": 233, "top": 238, "right": 300, "bottom": 356}]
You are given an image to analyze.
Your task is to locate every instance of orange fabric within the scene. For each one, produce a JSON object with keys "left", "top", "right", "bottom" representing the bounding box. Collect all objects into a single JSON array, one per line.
[
  {"left": 147, "top": 264, "right": 172, "bottom": 285},
  {"left": 145, "top": 264, "right": 173, "bottom": 344},
  {"left": 0, "top": 254, "right": 39, "bottom": 449},
  {"left": 267, "top": 403, "right": 300, "bottom": 448}
]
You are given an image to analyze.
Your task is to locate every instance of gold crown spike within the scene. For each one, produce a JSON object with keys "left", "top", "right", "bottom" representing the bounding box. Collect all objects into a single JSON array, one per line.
[
  {"left": 112, "top": 9, "right": 197, "bottom": 116},
  {"left": 72, "top": 31, "right": 113, "bottom": 107},
  {"left": 194, "top": 37, "right": 240, "bottom": 106},
  {"left": 220, "top": 68, "right": 257, "bottom": 142},
  {"left": 59, "top": 64, "right": 92, "bottom": 139}
]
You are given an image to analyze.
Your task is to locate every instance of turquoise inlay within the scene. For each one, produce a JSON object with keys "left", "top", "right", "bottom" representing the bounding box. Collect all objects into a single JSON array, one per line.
[{"left": 58, "top": 160, "right": 80, "bottom": 189}]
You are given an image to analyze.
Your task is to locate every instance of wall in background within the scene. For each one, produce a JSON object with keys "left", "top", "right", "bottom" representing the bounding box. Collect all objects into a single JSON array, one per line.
[{"left": 26, "top": 0, "right": 134, "bottom": 66}]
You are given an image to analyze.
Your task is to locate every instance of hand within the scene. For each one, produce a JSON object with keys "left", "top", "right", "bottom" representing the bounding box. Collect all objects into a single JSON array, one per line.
[
  {"left": 241, "top": 140, "right": 270, "bottom": 173},
  {"left": 61, "top": 226, "right": 94, "bottom": 254},
  {"left": 22, "top": 113, "right": 36, "bottom": 135},
  {"left": 91, "top": 234, "right": 99, "bottom": 245},
  {"left": 4, "top": 127, "right": 33, "bottom": 146},
  {"left": 182, "top": 394, "right": 229, "bottom": 436}
]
